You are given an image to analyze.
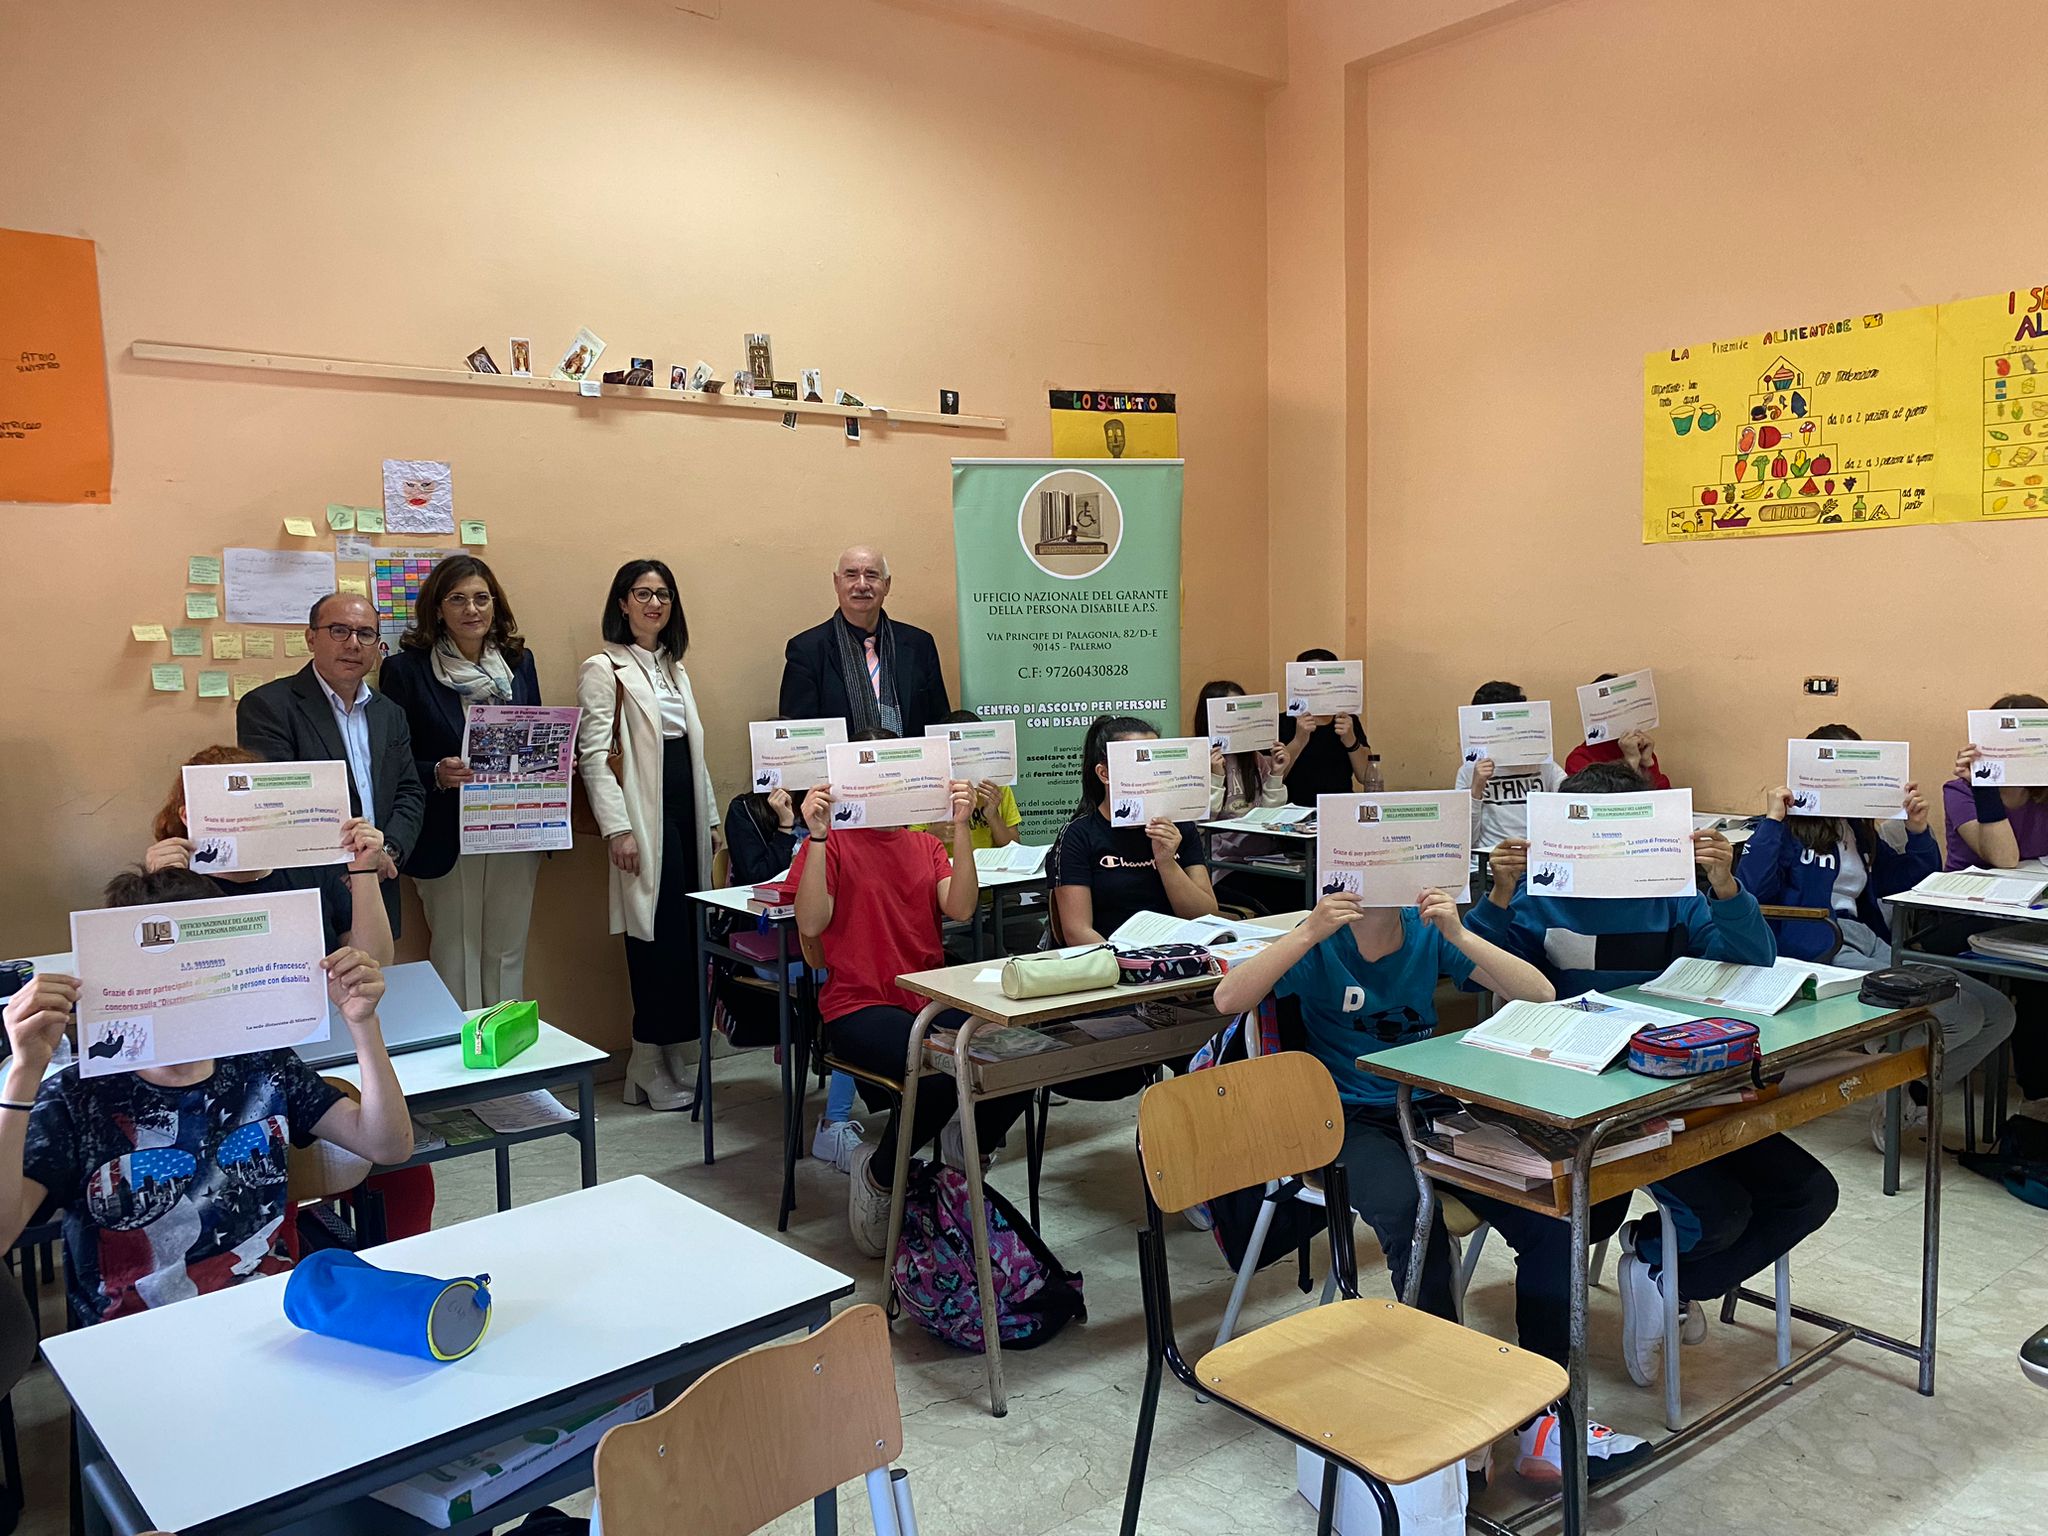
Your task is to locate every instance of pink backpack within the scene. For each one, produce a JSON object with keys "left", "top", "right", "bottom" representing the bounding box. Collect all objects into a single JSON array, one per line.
[{"left": 892, "top": 1161, "right": 1085, "bottom": 1351}]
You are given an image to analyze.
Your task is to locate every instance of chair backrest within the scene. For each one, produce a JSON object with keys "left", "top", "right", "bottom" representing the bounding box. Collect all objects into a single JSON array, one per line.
[
  {"left": 593, "top": 1303, "right": 903, "bottom": 1536},
  {"left": 1136, "top": 1051, "right": 1343, "bottom": 1214},
  {"left": 712, "top": 845, "right": 732, "bottom": 889},
  {"left": 1758, "top": 904, "right": 1843, "bottom": 963},
  {"left": 286, "top": 1076, "right": 371, "bottom": 1203}
]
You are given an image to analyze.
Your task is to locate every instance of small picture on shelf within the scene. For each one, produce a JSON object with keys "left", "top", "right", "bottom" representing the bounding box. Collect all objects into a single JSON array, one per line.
[
  {"left": 745, "top": 332, "right": 775, "bottom": 387},
  {"left": 690, "top": 360, "right": 719, "bottom": 392},
  {"left": 669, "top": 365, "right": 688, "bottom": 390},
  {"left": 552, "top": 327, "right": 606, "bottom": 382},
  {"left": 771, "top": 379, "right": 797, "bottom": 401},
  {"left": 622, "top": 358, "right": 655, "bottom": 387},
  {"left": 509, "top": 338, "right": 531, "bottom": 376},
  {"left": 733, "top": 369, "right": 754, "bottom": 395},
  {"left": 845, "top": 416, "right": 861, "bottom": 442},
  {"left": 465, "top": 346, "right": 499, "bottom": 374},
  {"left": 940, "top": 388, "right": 960, "bottom": 415},
  {"left": 834, "top": 388, "right": 866, "bottom": 409},
  {"left": 802, "top": 368, "right": 823, "bottom": 402},
  {"left": 782, "top": 411, "right": 798, "bottom": 429}
]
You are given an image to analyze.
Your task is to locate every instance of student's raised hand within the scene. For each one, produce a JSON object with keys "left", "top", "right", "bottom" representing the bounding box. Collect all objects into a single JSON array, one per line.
[
  {"left": 975, "top": 779, "right": 1003, "bottom": 815},
  {"left": 143, "top": 837, "right": 193, "bottom": 874},
  {"left": 1417, "top": 888, "right": 1462, "bottom": 936},
  {"left": 3, "top": 973, "right": 78, "bottom": 1074},
  {"left": 949, "top": 779, "right": 975, "bottom": 828},
  {"left": 608, "top": 831, "right": 641, "bottom": 874},
  {"left": 323, "top": 948, "right": 386, "bottom": 1027},
  {"left": 1305, "top": 889, "right": 1366, "bottom": 940},
  {"left": 1469, "top": 758, "right": 1496, "bottom": 796},
  {"left": 1487, "top": 839, "right": 1528, "bottom": 907},
  {"left": 766, "top": 786, "right": 795, "bottom": 829},
  {"left": 1210, "top": 745, "right": 1226, "bottom": 776},
  {"left": 340, "top": 817, "right": 385, "bottom": 871},
  {"left": 1903, "top": 782, "right": 1930, "bottom": 833},
  {"left": 1620, "top": 730, "right": 1652, "bottom": 771},
  {"left": 434, "top": 756, "right": 474, "bottom": 790},
  {"left": 1146, "top": 817, "right": 1183, "bottom": 861},
  {"left": 1954, "top": 744, "right": 1982, "bottom": 782},
  {"left": 1269, "top": 739, "right": 1295, "bottom": 777},
  {"left": 1693, "top": 829, "right": 1738, "bottom": 898},
  {"left": 1334, "top": 714, "right": 1359, "bottom": 749},
  {"left": 1763, "top": 786, "right": 1793, "bottom": 821},
  {"left": 800, "top": 783, "right": 835, "bottom": 838}
]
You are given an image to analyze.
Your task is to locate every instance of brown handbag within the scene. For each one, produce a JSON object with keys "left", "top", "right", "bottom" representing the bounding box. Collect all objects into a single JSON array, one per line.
[{"left": 570, "top": 672, "right": 626, "bottom": 837}]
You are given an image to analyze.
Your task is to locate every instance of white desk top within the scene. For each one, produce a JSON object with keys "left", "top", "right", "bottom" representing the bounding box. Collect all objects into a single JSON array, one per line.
[
  {"left": 1889, "top": 888, "right": 2048, "bottom": 922},
  {"left": 1202, "top": 816, "right": 1315, "bottom": 841},
  {"left": 43, "top": 1175, "right": 852, "bottom": 1534},
  {"left": 326, "top": 1019, "right": 606, "bottom": 1096},
  {"left": 690, "top": 863, "right": 1047, "bottom": 918}
]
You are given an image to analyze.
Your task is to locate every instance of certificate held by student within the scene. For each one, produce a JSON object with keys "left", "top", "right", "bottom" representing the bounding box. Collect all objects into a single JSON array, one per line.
[
  {"left": 70, "top": 888, "right": 330, "bottom": 1078},
  {"left": 925, "top": 717, "right": 1019, "bottom": 784},
  {"left": 1205, "top": 691, "right": 1279, "bottom": 755},
  {"left": 825, "top": 738, "right": 953, "bottom": 829},
  {"left": 1316, "top": 792, "right": 1472, "bottom": 905},
  {"left": 749, "top": 717, "right": 848, "bottom": 792},
  {"left": 1575, "top": 667, "right": 1659, "bottom": 745},
  {"left": 1965, "top": 708, "right": 2048, "bottom": 787},
  {"left": 1458, "top": 700, "right": 1553, "bottom": 767},
  {"left": 179, "top": 760, "right": 351, "bottom": 874},
  {"left": 1284, "top": 659, "right": 1363, "bottom": 718},
  {"left": 1106, "top": 736, "right": 1209, "bottom": 827},
  {"left": 1525, "top": 787, "right": 1695, "bottom": 899},
  {"left": 1786, "top": 737, "right": 1909, "bottom": 819}
]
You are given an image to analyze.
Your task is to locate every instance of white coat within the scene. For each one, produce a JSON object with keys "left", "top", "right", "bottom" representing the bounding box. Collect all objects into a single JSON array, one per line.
[{"left": 576, "top": 643, "right": 718, "bottom": 941}]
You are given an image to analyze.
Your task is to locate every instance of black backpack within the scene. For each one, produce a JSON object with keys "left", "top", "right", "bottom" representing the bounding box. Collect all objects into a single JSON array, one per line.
[{"left": 1958, "top": 1112, "right": 2048, "bottom": 1212}]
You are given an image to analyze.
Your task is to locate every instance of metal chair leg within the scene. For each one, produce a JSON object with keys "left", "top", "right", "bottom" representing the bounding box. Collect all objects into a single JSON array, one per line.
[
  {"left": 1649, "top": 1191, "right": 1683, "bottom": 1431},
  {"left": 1314, "top": 1457, "right": 1340, "bottom": 1536},
  {"left": 1774, "top": 1251, "right": 1792, "bottom": 1369},
  {"left": 1212, "top": 1195, "right": 1278, "bottom": 1353},
  {"left": 1024, "top": 1088, "right": 1046, "bottom": 1230}
]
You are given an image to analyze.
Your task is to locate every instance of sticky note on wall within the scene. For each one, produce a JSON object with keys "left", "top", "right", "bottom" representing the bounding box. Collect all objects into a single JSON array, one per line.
[
  {"left": 285, "top": 632, "right": 310, "bottom": 656},
  {"left": 460, "top": 520, "right": 488, "bottom": 545},
  {"left": 232, "top": 673, "right": 263, "bottom": 699},
  {"left": 337, "top": 576, "right": 369, "bottom": 597},
  {"left": 326, "top": 504, "right": 356, "bottom": 531},
  {"left": 131, "top": 624, "right": 168, "bottom": 643},
  {"left": 151, "top": 665, "right": 186, "bottom": 693},
  {"left": 211, "top": 632, "right": 244, "bottom": 659},
  {"left": 243, "top": 631, "right": 276, "bottom": 658},
  {"left": 284, "top": 517, "right": 318, "bottom": 537},
  {"left": 197, "top": 670, "right": 230, "bottom": 698},
  {"left": 170, "top": 627, "right": 203, "bottom": 657},
  {"left": 354, "top": 505, "right": 385, "bottom": 533},
  {"left": 185, "top": 592, "right": 219, "bottom": 620},
  {"left": 187, "top": 556, "right": 221, "bottom": 585}
]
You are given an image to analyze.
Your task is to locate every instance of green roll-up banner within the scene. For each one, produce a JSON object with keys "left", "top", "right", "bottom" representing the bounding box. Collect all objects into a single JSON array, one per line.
[{"left": 951, "top": 458, "right": 1184, "bottom": 840}]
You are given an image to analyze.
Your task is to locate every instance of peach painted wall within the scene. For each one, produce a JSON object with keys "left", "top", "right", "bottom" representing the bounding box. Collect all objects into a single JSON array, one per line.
[
  {"left": 1357, "top": 0, "right": 2048, "bottom": 820},
  {"left": 0, "top": 0, "right": 1269, "bottom": 1052}
]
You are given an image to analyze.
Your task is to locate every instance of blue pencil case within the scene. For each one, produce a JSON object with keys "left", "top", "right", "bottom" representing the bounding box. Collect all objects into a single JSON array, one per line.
[
  {"left": 1626, "top": 1017, "right": 1760, "bottom": 1078},
  {"left": 284, "top": 1249, "right": 493, "bottom": 1362}
]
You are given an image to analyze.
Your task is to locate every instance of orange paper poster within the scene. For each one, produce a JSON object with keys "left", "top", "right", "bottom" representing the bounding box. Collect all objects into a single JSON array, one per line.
[{"left": 0, "top": 228, "right": 112, "bottom": 504}]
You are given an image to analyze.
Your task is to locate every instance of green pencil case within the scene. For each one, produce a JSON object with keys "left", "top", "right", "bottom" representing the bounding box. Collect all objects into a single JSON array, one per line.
[{"left": 463, "top": 1000, "right": 539, "bottom": 1069}]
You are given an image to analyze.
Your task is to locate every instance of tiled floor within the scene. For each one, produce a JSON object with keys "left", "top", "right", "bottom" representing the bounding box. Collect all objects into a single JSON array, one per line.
[{"left": 10, "top": 1057, "right": 2046, "bottom": 1534}]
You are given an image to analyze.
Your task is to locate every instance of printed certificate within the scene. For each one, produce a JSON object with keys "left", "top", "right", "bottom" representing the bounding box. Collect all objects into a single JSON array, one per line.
[
  {"left": 181, "top": 760, "right": 350, "bottom": 874},
  {"left": 1575, "top": 668, "right": 1659, "bottom": 745},
  {"left": 1316, "top": 792, "right": 1472, "bottom": 906},
  {"left": 1525, "top": 787, "right": 1695, "bottom": 899},
  {"left": 749, "top": 717, "right": 848, "bottom": 792},
  {"left": 1205, "top": 692, "right": 1280, "bottom": 755},
  {"left": 1786, "top": 738, "right": 1909, "bottom": 820},
  {"left": 70, "top": 888, "right": 329, "bottom": 1078},
  {"left": 1966, "top": 709, "right": 2048, "bottom": 787},
  {"left": 1106, "top": 737, "right": 1211, "bottom": 827},
  {"left": 1457, "top": 700, "right": 1554, "bottom": 767},
  {"left": 459, "top": 705, "right": 580, "bottom": 855},
  {"left": 826, "top": 737, "right": 953, "bottom": 829},
  {"left": 1284, "top": 660, "right": 1364, "bottom": 718},
  {"left": 925, "top": 718, "right": 1019, "bottom": 784}
]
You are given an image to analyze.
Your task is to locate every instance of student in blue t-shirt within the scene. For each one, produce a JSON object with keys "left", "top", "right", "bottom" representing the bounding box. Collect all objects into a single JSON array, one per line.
[
  {"left": 1213, "top": 885, "right": 1654, "bottom": 1487},
  {"left": 1470, "top": 761, "right": 1839, "bottom": 1400}
]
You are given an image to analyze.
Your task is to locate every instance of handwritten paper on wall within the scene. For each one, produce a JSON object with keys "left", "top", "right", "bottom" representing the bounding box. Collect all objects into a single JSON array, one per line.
[
  {"left": 0, "top": 228, "right": 113, "bottom": 504},
  {"left": 224, "top": 547, "right": 338, "bottom": 626}
]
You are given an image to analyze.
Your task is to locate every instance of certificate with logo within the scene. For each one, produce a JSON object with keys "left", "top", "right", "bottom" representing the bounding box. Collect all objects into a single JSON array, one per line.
[
  {"left": 925, "top": 719, "right": 1019, "bottom": 784},
  {"left": 1205, "top": 693, "right": 1280, "bottom": 755},
  {"left": 825, "top": 738, "right": 952, "bottom": 829},
  {"left": 1316, "top": 792, "right": 1471, "bottom": 906},
  {"left": 70, "top": 888, "right": 330, "bottom": 1078},
  {"left": 1106, "top": 737, "right": 1210, "bottom": 827},
  {"left": 1525, "top": 788, "right": 1695, "bottom": 899},
  {"left": 1457, "top": 701, "right": 1554, "bottom": 767},
  {"left": 1966, "top": 709, "right": 2048, "bottom": 787},
  {"left": 1786, "top": 738, "right": 1908, "bottom": 820},
  {"left": 1575, "top": 668, "right": 1659, "bottom": 745},
  {"left": 749, "top": 718, "right": 848, "bottom": 792},
  {"left": 180, "top": 760, "right": 350, "bottom": 873},
  {"left": 1284, "top": 660, "right": 1364, "bottom": 718}
]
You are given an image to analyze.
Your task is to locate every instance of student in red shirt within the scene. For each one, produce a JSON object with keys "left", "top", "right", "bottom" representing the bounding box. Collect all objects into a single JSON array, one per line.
[
  {"left": 793, "top": 752, "right": 1020, "bottom": 1257},
  {"left": 1562, "top": 673, "right": 1673, "bottom": 788}
]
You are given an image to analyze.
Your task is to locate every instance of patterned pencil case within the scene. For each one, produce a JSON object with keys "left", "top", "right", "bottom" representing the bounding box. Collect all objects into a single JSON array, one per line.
[{"left": 1626, "top": 1017, "right": 1760, "bottom": 1078}]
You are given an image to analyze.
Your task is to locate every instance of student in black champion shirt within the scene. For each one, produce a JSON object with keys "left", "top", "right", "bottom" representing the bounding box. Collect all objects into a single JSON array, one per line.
[
  {"left": 1053, "top": 715, "right": 1217, "bottom": 944},
  {"left": 1275, "top": 647, "right": 1372, "bottom": 806}
]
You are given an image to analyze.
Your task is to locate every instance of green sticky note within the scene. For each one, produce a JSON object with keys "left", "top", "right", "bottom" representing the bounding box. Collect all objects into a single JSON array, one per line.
[
  {"left": 460, "top": 520, "right": 488, "bottom": 546},
  {"left": 187, "top": 555, "right": 222, "bottom": 586},
  {"left": 326, "top": 504, "right": 356, "bottom": 531},
  {"left": 186, "top": 592, "right": 220, "bottom": 620},
  {"left": 170, "top": 626, "right": 203, "bottom": 657},
  {"left": 354, "top": 505, "right": 385, "bottom": 533},
  {"left": 197, "top": 670, "right": 231, "bottom": 698},
  {"left": 151, "top": 664, "right": 186, "bottom": 693}
]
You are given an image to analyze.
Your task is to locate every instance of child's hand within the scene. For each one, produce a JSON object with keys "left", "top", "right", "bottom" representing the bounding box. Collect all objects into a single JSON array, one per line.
[
  {"left": 1146, "top": 818, "right": 1183, "bottom": 862},
  {"left": 3, "top": 973, "right": 78, "bottom": 1074},
  {"left": 1763, "top": 786, "right": 1792, "bottom": 821},
  {"left": 1469, "top": 758, "right": 1495, "bottom": 797},
  {"left": 800, "top": 784, "right": 835, "bottom": 838},
  {"left": 949, "top": 779, "right": 975, "bottom": 828},
  {"left": 767, "top": 786, "right": 795, "bottom": 829},
  {"left": 323, "top": 948, "right": 386, "bottom": 1027},
  {"left": 1954, "top": 744, "right": 1981, "bottom": 781},
  {"left": 1693, "top": 829, "right": 1738, "bottom": 898},
  {"left": 1334, "top": 715, "right": 1359, "bottom": 749},
  {"left": 143, "top": 837, "right": 193, "bottom": 873},
  {"left": 975, "top": 780, "right": 1004, "bottom": 816},
  {"left": 1305, "top": 890, "right": 1365, "bottom": 940},
  {"left": 1903, "top": 782, "right": 1930, "bottom": 833},
  {"left": 1487, "top": 839, "right": 1529, "bottom": 907},
  {"left": 340, "top": 817, "right": 385, "bottom": 872},
  {"left": 1210, "top": 745, "right": 1226, "bottom": 776},
  {"left": 1417, "top": 888, "right": 1461, "bottom": 936},
  {"left": 1269, "top": 739, "right": 1295, "bottom": 777},
  {"left": 1620, "top": 730, "right": 1654, "bottom": 772}
]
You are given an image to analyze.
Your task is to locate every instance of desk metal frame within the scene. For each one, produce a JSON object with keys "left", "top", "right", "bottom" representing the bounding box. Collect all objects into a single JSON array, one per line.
[
  {"left": 1382, "top": 1006, "right": 1941, "bottom": 1535},
  {"left": 387, "top": 1052, "right": 600, "bottom": 1213}
]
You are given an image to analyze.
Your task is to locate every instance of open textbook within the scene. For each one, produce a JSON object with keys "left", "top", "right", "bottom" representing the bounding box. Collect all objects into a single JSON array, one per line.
[
  {"left": 973, "top": 843, "right": 1050, "bottom": 876},
  {"left": 1108, "top": 911, "right": 1289, "bottom": 949},
  {"left": 1639, "top": 955, "right": 1863, "bottom": 1015},
  {"left": 1911, "top": 867, "right": 2048, "bottom": 908},
  {"left": 1462, "top": 991, "right": 1694, "bottom": 1074}
]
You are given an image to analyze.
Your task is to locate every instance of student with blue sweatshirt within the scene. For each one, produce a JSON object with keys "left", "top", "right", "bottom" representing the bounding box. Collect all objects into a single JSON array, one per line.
[
  {"left": 1739, "top": 724, "right": 2013, "bottom": 1148},
  {"left": 1470, "top": 762, "right": 1839, "bottom": 1395}
]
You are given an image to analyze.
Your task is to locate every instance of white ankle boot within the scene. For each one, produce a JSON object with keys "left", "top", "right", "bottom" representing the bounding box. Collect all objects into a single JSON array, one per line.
[{"left": 623, "top": 1041, "right": 694, "bottom": 1111}]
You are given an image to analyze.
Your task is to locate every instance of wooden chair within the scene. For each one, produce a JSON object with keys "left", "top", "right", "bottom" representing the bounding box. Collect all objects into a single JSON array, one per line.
[
  {"left": 593, "top": 1304, "right": 917, "bottom": 1536},
  {"left": 285, "top": 1076, "right": 383, "bottom": 1247},
  {"left": 1757, "top": 904, "right": 1844, "bottom": 963},
  {"left": 1124, "top": 1052, "right": 1567, "bottom": 1536}
]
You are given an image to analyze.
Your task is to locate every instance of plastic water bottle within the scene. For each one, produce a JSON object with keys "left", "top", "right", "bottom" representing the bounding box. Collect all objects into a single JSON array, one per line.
[{"left": 1362, "top": 754, "right": 1384, "bottom": 794}]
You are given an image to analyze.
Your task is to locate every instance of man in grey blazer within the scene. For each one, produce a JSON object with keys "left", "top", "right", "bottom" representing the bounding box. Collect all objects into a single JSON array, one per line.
[{"left": 236, "top": 592, "right": 426, "bottom": 935}]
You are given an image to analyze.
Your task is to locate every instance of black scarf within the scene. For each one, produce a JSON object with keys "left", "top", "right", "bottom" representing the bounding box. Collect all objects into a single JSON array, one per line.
[{"left": 832, "top": 611, "right": 901, "bottom": 735}]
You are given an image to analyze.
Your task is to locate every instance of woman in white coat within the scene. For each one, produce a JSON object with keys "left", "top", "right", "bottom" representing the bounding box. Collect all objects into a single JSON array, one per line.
[{"left": 578, "top": 559, "right": 719, "bottom": 1109}]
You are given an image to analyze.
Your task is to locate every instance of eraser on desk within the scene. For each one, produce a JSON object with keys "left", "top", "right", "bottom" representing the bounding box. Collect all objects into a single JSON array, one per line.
[{"left": 284, "top": 1249, "right": 492, "bottom": 1362}]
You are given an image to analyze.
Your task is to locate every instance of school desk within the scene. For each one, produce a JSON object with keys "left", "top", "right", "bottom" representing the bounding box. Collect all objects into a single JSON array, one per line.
[
  {"left": 1372, "top": 988, "right": 1940, "bottom": 1536},
  {"left": 883, "top": 913, "right": 1309, "bottom": 1416},
  {"left": 1200, "top": 815, "right": 1320, "bottom": 908},
  {"left": 43, "top": 1175, "right": 854, "bottom": 1536}
]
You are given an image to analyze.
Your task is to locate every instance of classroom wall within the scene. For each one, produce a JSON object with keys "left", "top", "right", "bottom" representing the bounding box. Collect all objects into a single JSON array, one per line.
[
  {"left": 1355, "top": 0, "right": 2048, "bottom": 817},
  {"left": 0, "top": 0, "right": 1270, "bottom": 1052}
]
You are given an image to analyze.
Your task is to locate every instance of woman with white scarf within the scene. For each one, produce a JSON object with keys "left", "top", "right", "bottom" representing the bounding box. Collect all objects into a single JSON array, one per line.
[{"left": 380, "top": 555, "right": 545, "bottom": 1009}]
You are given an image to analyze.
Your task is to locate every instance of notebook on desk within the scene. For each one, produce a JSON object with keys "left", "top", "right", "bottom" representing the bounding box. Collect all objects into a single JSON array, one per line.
[{"left": 297, "top": 961, "right": 470, "bottom": 1068}]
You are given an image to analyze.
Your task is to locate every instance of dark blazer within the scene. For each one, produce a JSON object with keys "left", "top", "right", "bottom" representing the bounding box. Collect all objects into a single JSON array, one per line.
[
  {"left": 778, "top": 612, "right": 952, "bottom": 738},
  {"left": 377, "top": 646, "right": 543, "bottom": 881},
  {"left": 236, "top": 664, "right": 427, "bottom": 934}
]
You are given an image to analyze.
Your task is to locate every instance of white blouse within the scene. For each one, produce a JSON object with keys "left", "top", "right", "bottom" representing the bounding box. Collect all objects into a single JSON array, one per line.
[{"left": 628, "top": 646, "right": 689, "bottom": 740}]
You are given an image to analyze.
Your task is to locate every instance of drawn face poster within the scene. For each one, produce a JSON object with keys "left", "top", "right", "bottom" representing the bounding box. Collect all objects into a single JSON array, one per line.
[{"left": 381, "top": 458, "right": 456, "bottom": 534}]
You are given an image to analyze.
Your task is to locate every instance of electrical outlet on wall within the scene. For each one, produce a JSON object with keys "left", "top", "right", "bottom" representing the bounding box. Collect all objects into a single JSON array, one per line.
[{"left": 1804, "top": 677, "right": 1839, "bottom": 696}]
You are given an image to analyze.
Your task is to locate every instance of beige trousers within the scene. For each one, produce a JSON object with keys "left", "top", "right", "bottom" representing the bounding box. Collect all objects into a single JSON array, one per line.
[{"left": 415, "top": 851, "right": 542, "bottom": 1009}]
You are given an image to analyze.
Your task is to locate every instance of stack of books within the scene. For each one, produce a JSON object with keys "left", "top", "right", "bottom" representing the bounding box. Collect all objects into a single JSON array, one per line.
[
  {"left": 1417, "top": 1108, "right": 1681, "bottom": 1190},
  {"left": 749, "top": 873, "right": 799, "bottom": 919}
]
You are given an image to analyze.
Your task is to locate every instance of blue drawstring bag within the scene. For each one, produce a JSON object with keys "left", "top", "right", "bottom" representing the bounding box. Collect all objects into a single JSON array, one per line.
[{"left": 284, "top": 1249, "right": 493, "bottom": 1362}]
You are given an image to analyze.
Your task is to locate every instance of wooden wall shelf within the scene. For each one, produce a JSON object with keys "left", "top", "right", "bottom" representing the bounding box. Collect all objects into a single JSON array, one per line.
[{"left": 129, "top": 341, "right": 1007, "bottom": 431}]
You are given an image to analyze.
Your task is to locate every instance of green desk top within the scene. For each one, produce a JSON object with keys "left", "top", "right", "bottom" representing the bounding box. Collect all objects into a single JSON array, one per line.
[{"left": 1369, "top": 986, "right": 1914, "bottom": 1130}]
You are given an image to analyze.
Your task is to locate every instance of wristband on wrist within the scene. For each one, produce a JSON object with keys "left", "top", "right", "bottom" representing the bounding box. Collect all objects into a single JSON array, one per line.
[
  {"left": 809, "top": 832, "right": 828, "bottom": 843},
  {"left": 1, "top": 1100, "right": 35, "bottom": 1113},
  {"left": 1973, "top": 787, "right": 2009, "bottom": 824}
]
